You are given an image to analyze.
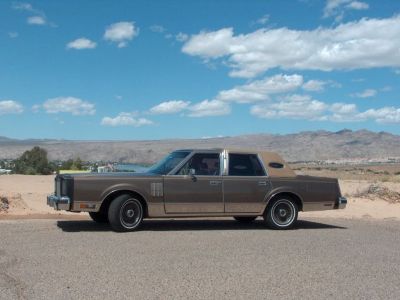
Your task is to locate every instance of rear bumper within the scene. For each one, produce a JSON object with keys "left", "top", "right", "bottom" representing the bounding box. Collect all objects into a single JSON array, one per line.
[
  {"left": 335, "top": 196, "right": 347, "bottom": 209},
  {"left": 47, "top": 194, "right": 71, "bottom": 211}
]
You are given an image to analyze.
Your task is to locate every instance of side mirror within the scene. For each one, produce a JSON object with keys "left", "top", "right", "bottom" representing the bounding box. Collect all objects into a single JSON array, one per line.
[{"left": 189, "top": 168, "right": 196, "bottom": 177}]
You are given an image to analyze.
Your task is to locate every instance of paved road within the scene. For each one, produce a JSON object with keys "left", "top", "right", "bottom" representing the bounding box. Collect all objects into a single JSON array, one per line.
[{"left": 0, "top": 217, "right": 399, "bottom": 299}]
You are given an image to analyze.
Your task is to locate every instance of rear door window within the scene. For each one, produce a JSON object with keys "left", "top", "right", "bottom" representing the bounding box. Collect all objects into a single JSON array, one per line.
[{"left": 228, "top": 153, "right": 265, "bottom": 176}]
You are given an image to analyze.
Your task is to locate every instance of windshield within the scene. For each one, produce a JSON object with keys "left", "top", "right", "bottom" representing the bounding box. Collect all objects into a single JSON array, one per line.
[{"left": 147, "top": 151, "right": 191, "bottom": 175}]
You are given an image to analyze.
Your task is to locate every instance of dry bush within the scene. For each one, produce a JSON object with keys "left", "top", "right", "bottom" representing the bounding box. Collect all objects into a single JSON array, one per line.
[
  {"left": 0, "top": 195, "right": 9, "bottom": 212},
  {"left": 353, "top": 183, "right": 400, "bottom": 204}
]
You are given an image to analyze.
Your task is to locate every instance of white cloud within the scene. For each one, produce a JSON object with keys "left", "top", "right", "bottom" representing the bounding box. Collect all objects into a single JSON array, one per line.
[
  {"left": 104, "top": 22, "right": 139, "bottom": 48},
  {"left": 256, "top": 14, "right": 269, "bottom": 25},
  {"left": 249, "top": 93, "right": 400, "bottom": 124},
  {"left": 182, "top": 16, "right": 400, "bottom": 78},
  {"left": 176, "top": 32, "right": 189, "bottom": 42},
  {"left": 302, "top": 80, "right": 327, "bottom": 91},
  {"left": 330, "top": 102, "right": 358, "bottom": 114},
  {"left": 32, "top": 104, "right": 40, "bottom": 113},
  {"left": 13, "top": 2, "right": 55, "bottom": 27},
  {"left": 381, "top": 86, "right": 392, "bottom": 92},
  {"left": 329, "top": 102, "right": 359, "bottom": 121},
  {"left": 357, "top": 107, "right": 400, "bottom": 123},
  {"left": 216, "top": 74, "right": 303, "bottom": 103},
  {"left": 12, "top": 2, "right": 37, "bottom": 12},
  {"left": 323, "top": 0, "right": 369, "bottom": 20},
  {"left": 188, "top": 100, "right": 231, "bottom": 117},
  {"left": 42, "top": 97, "right": 95, "bottom": 115},
  {"left": 346, "top": 1, "right": 369, "bottom": 10},
  {"left": 149, "top": 25, "right": 166, "bottom": 33},
  {"left": 101, "top": 112, "right": 153, "bottom": 127},
  {"left": 352, "top": 88, "right": 377, "bottom": 98},
  {"left": 8, "top": 32, "right": 19, "bottom": 38},
  {"left": 149, "top": 100, "right": 191, "bottom": 114},
  {"left": 251, "top": 94, "right": 327, "bottom": 120},
  {"left": 0, "top": 100, "right": 24, "bottom": 115},
  {"left": 27, "top": 15, "right": 46, "bottom": 25},
  {"left": 67, "top": 38, "right": 97, "bottom": 50}
]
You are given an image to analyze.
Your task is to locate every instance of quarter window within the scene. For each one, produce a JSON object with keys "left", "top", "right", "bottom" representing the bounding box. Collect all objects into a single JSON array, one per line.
[
  {"left": 228, "top": 154, "right": 265, "bottom": 176},
  {"left": 177, "top": 153, "right": 220, "bottom": 176}
]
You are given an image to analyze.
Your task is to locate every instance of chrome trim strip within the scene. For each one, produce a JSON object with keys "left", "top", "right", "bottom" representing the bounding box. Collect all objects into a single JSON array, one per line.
[{"left": 223, "top": 149, "right": 228, "bottom": 176}]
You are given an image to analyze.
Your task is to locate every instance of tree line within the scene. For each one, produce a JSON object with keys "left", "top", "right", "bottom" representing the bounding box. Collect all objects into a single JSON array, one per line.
[{"left": 12, "top": 146, "right": 84, "bottom": 175}]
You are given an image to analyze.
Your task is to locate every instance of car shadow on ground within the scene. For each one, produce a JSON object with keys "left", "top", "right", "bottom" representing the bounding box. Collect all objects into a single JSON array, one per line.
[{"left": 57, "top": 219, "right": 346, "bottom": 232}]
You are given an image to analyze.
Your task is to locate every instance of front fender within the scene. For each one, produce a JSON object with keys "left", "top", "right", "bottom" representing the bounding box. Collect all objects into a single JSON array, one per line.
[{"left": 100, "top": 183, "right": 148, "bottom": 203}]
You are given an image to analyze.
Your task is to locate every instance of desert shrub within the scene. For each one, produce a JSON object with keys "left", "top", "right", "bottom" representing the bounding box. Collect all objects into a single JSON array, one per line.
[
  {"left": 354, "top": 183, "right": 400, "bottom": 203},
  {"left": 0, "top": 196, "right": 9, "bottom": 212}
]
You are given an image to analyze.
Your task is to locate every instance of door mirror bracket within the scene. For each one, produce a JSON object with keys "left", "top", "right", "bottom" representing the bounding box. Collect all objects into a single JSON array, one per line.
[{"left": 189, "top": 168, "right": 197, "bottom": 181}]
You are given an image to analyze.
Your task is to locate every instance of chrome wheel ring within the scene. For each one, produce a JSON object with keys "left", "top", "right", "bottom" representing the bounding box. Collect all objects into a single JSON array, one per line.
[
  {"left": 270, "top": 199, "right": 296, "bottom": 227},
  {"left": 119, "top": 199, "right": 143, "bottom": 229}
]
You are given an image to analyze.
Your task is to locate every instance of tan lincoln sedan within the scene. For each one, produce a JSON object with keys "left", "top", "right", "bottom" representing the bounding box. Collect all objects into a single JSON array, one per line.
[{"left": 47, "top": 149, "right": 347, "bottom": 231}]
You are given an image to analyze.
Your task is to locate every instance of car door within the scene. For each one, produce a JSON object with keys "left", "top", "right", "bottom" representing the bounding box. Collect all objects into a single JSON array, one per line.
[
  {"left": 223, "top": 152, "right": 271, "bottom": 213},
  {"left": 164, "top": 152, "right": 224, "bottom": 214}
]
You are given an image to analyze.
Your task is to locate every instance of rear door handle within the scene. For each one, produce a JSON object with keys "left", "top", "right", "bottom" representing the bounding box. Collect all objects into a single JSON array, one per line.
[
  {"left": 258, "top": 181, "right": 267, "bottom": 186},
  {"left": 210, "top": 180, "right": 222, "bottom": 186}
]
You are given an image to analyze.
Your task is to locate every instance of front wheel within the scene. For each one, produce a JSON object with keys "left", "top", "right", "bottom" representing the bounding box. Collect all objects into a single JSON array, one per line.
[
  {"left": 108, "top": 194, "right": 144, "bottom": 232},
  {"left": 264, "top": 197, "right": 298, "bottom": 229}
]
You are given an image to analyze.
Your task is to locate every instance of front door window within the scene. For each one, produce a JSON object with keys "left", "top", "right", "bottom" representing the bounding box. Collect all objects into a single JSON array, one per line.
[{"left": 177, "top": 153, "right": 220, "bottom": 176}]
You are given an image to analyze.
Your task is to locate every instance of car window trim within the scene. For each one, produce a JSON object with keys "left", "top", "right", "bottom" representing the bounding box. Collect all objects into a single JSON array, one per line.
[{"left": 167, "top": 150, "right": 223, "bottom": 176}]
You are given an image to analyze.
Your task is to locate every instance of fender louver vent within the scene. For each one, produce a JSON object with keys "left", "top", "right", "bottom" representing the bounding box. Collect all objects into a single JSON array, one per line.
[{"left": 151, "top": 183, "right": 163, "bottom": 197}]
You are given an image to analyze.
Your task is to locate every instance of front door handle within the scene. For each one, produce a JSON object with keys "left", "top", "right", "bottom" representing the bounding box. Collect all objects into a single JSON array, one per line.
[{"left": 209, "top": 180, "right": 222, "bottom": 186}]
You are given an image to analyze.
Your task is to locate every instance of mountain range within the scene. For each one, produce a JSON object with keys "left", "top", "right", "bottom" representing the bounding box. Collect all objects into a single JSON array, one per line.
[{"left": 1, "top": 129, "right": 400, "bottom": 163}]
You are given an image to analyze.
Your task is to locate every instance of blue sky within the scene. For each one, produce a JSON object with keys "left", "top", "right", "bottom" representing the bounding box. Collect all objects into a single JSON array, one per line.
[{"left": 0, "top": 0, "right": 399, "bottom": 140}]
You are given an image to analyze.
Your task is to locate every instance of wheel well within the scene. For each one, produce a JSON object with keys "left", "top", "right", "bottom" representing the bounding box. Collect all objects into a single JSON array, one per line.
[
  {"left": 99, "top": 190, "right": 148, "bottom": 217},
  {"left": 265, "top": 192, "right": 303, "bottom": 213}
]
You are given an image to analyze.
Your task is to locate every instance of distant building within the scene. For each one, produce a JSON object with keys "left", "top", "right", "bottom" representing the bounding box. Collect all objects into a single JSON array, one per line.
[{"left": 97, "top": 165, "right": 113, "bottom": 173}]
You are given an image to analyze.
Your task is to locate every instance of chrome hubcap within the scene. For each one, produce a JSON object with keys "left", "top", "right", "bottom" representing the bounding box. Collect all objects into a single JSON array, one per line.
[
  {"left": 126, "top": 209, "right": 134, "bottom": 218},
  {"left": 271, "top": 200, "right": 295, "bottom": 226},
  {"left": 120, "top": 199, "right": 142, "bottom": 229}
]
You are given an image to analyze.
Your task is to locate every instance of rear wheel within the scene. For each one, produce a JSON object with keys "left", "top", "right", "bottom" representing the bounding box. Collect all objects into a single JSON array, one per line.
[
  {"left": 233, "top": 216, "right": 257, "bottom": 223},
  {"left": 88, "top": 211, "right": 108, "bottom": 223},
  {"left": 108, "top": 194, "right": 144, "bottom": 232},
  {"left": 264, "top": 197, "right": 298, "bottom": 229}
]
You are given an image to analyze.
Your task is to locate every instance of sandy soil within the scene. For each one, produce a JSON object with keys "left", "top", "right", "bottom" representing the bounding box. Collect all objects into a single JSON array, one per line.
[
  {"left": 0, "top": 175, "right": 85, "bottom": 219},
  {"left": 1, "top": 175, "right": 400, "bottom": 220}
]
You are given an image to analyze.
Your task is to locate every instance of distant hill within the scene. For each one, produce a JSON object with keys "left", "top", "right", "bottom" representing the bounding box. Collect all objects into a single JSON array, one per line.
[{"left": 1, "top": 129, "right": 400, "bottom": 163}]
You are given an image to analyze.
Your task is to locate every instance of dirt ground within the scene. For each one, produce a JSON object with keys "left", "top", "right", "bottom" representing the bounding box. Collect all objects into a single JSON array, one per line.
[{"left": 1, "top": 170, "right": 400, "bottom": 220}]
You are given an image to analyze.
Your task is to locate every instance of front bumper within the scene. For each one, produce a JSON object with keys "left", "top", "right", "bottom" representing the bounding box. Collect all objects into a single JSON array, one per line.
[
  {"left": 47, "top": 194, "right": 71, "bottom": 211},
  {"left": 335, "top": 196, "right": 347, "bottom": 209}
]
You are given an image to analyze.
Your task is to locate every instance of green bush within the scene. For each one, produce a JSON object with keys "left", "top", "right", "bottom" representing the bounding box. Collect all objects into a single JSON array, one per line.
[
  {"left": 59, "top": 157, "right": 83, "bottom": 170},
  {"left": 13, "top": 146, "right": 54, "bottom": 175}
]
